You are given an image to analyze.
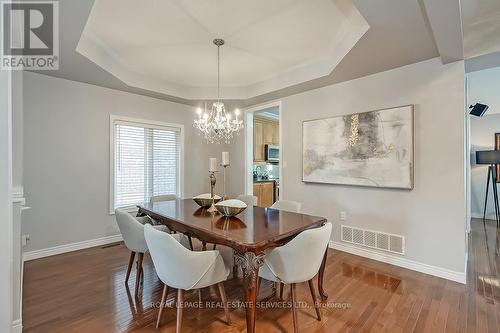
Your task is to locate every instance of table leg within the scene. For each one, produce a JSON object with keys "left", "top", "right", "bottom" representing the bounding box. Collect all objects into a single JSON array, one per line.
[
  {"left": 235, "top": 252, "right": 265, "bottom": 333},
  {"left": 318, "top": 248, "right": 328, "bottom": 301}
]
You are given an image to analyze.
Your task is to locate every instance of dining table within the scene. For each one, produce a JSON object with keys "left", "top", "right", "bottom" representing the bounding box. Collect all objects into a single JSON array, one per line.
[{"left": 137, "top": 198, "right": 329, "bottom": 333}]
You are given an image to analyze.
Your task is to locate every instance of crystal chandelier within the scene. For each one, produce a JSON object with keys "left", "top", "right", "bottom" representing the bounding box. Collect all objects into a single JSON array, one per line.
[{"left": 194, "top": 39, "right": 243, "bottom": 144}]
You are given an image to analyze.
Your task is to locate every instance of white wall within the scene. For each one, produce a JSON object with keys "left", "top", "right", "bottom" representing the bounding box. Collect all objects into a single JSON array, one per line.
[
  {"left": 22, "top": 72, "right": 230, "bottom": 252},
  {"left": 467, "top": 66, "right": 500, "bottom": 115},
  {"left": 12, "top": 72, "right": 23, "bottom": 188},
  {"left": 231, "top": 58, "right": 467, "bottom": 275},
  {"left": 0, "top": 69, "right": 13, "bottom": 332},
  {"left": 470, "top": 114, "right": 500, "bottom": 218}
]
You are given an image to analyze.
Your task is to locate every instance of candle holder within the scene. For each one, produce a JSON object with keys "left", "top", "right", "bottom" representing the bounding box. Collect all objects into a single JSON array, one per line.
[
  {"left": 207, "top": 171, "right": 218, "bottom": 213},
  {"left": 221, "top": 163, "right": 229, "bottom": 200}
]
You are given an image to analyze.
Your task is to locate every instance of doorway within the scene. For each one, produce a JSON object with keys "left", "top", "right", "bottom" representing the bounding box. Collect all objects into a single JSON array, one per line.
[
  {"left": 244, "top": 101, "right": 282, "bottom": 207},
  {"left": 466, "top": 66, "right": 500, "bottom": 233}
]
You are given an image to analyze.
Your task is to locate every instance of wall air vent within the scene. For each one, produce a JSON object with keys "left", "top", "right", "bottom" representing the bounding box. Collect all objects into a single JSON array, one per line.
[{"left": 341, "top": 225, "right": 405, "bottom": 255}]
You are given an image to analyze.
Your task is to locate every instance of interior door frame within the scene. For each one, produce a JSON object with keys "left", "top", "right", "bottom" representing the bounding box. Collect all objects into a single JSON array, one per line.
[
  {"left": 0, "top": 66, "right": 13, "bottom": 332},
  {"left": 243, "top": 100, "right": 283, "bottom": 197}
]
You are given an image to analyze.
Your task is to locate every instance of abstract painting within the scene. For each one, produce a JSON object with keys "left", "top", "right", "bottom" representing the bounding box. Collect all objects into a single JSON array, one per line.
[{"left": 302, "top": 105, "right": 414, "bottom": 189}]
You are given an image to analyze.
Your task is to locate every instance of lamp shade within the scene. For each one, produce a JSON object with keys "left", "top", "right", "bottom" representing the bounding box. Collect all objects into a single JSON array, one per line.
[{"left": 476, "top": 150, "right": 500, "bottom": 164}]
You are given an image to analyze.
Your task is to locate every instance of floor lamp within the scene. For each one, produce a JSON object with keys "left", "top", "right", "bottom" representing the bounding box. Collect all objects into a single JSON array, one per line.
[{"left": 476, "top": 150, "right": 500, "bottom": 227}]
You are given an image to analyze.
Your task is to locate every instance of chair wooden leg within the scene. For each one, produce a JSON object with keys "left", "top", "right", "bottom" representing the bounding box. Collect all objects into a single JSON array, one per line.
[
  {"left": 125, "top": 251, "right": 135, "bottom": 285},
  {"left": 308, "top": 279, "right": 321, "bottom": 321},
  {"left": 135, "top": 252, "right": 144, "bottom": 297},
  {"left": 156, "top": 284, "right": 169, "bottom": 328},
  {"left": 217, "top": 282, "right": 231, "bottom": 325},
  {"left": 139, "top": 260, "right": 144, "bottom": 283},
  {"left": 176, "top": 289, "right": 184, "bottom": 333},
  {"left": 290, "top": 283, "right": 298, "bottom": 333},
  {"left": 279, "top": 282, "right": 285, "bottom": 299}
]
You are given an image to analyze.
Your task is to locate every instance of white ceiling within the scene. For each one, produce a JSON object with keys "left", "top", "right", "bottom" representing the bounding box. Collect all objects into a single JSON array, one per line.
[
  {"left": 33, "top": 0, "right": 466, "bottom": 105},
  {"left": 77, "top": 0, "right": 369, "bottom": 99},
  {"left": 255, "top": 106, "right": 280, "bottom": 121},
  {"left": 462, "top": 0, "right": 500, "bottom": 59}
]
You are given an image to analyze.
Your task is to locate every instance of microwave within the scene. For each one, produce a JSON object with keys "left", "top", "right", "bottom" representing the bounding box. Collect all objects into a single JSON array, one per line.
[{"left": 265, "top": 144, "right": 279, "bottom": 163}]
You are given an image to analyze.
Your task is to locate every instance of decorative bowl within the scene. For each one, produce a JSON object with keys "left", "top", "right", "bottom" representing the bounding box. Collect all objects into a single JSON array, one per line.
[
  {"left": 215, "top": 199, "right": 247, "bottom": 217},
  {"left": 193, "top": 193, "right": 222, "bottom": 208}
]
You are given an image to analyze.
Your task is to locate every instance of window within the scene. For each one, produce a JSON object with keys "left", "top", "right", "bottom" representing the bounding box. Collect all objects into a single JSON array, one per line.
[{"left": 110, "top": 116, "right": 183, "bottom": 212}]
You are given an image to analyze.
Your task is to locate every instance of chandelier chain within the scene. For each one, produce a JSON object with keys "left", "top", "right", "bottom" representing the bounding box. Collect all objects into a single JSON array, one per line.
[{"left": 217, "top": 42, "right": 220, "bottom": 103}]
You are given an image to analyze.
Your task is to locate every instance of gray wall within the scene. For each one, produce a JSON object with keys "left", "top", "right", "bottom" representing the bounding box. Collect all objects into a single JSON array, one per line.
[
  {"left": 230, "top": 58, "right": 467, "bottom": 273},
  {"left": 470, "top": 114, "right": 500, "bottom": 218},
  {"left": 22, "top": 72, "right": 230, "bottom": 252}
]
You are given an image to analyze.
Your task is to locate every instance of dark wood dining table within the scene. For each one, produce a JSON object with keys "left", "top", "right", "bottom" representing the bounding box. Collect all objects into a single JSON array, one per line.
[{"left": 137, "top": 199, "right": 329, "bottom": 333}]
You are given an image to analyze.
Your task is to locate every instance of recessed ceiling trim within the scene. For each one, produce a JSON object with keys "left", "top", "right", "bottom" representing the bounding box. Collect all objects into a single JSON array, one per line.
[
  {"left": 243, "top": 15, "right": 369, "bottom": 98},
  {"left": 77, "top": 31, "right": 208, "bottom": 99},
  {"left": 76, "top": 0, "right": 369, "bottom": 100},
  {"left": 420, "top": 0, "right": 463, "bottom": 64}
]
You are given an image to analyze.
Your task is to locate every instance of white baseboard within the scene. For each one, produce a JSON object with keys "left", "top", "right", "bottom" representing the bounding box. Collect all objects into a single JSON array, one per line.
[
  {"left": 12, "top": 319, "right": 22, "bottom": 333},
  {"left": 22, "top": 235, "right": 466, "bottom": 284},
  {"left": 329, "top": 241, "right": 466, "bottom": 284},
  {"left": 23, "top": 234, "right": 123, "bottom": 262}
]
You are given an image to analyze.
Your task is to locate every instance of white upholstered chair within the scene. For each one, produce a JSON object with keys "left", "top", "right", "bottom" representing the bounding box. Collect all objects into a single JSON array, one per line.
[
  {"left": 236, "top": 194, "right": 258, "bottom": 206},
  {"left": 115, "top": 209, "right": 187, "bottom": 296},
  {"left": 144, "top": 224, "right": 231, "bottom": 331},
  {"left": 258, "top": 222, "right": 332, "bottom": 333},
  {"left": 149, "top": 194, "right": 200, "bottom": 250},
  {"left": 150, "top": 194, "right": 233, "bottom": 270},
  {"left": 270, "top": 199, "right": 301, "bottom": 213}
]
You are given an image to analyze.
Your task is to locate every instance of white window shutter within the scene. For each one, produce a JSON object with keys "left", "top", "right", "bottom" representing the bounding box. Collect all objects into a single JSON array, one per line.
[{"left": 113, "top": 121, "right": 180, "bottom": 210}]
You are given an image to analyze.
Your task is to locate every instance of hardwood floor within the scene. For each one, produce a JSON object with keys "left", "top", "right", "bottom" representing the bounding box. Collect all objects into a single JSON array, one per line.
[{"left": 23, "top": 219, "right": 499, "bottom": 332}]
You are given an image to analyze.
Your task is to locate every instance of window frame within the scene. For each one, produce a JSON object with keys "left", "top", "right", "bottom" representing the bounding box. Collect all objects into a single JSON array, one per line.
[{"left": 109, "top": 115, "right": 184, "bottom": 215}]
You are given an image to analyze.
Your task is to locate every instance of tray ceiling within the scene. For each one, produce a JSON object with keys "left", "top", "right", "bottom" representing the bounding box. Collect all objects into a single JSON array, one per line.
[
  {"left": 77, "top": 0, "right": 369, "bottom": 100},
  {"left": 462, "top": 0, "right": 500, "bottom": 59}
]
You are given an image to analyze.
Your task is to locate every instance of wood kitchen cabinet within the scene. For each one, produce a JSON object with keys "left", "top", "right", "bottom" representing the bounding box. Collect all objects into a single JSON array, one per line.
[
  {"left": 253, "top": 117, "right": 279, "bottom": 162},
  {"left": 253, "top": 182, "right": 275, "bottom": 207},
  {"left": 253, "top": 120, "right": 264, "bottom": 162},
  {"left": 263, "top": 121, "right": 275, "bottom": 145},
  {"left": 272, "top": 122, "right": 279, "bottom": 144}
]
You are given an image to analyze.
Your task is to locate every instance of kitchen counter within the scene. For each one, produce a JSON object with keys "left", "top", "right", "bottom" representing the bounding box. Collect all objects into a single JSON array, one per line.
[{"left": 253, "top": 178, "right": 279, "bottom": 183}]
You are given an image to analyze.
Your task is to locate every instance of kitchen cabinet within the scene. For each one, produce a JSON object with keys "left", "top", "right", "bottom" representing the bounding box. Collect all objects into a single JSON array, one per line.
[
  {"left": 272, "top": 122, "right": 279, "bottom": 144},
  {"left": 253, "top": 117, "right": 279, "bottom": 162},
  {"left": 263, "top": 121, "right": 274, "bottom": 145},
  {"left": 253, "top": 181, "right": 275, "bottom": 208},
  {"left": 253, "top": 121, "right": 264, "bottom": 162}
]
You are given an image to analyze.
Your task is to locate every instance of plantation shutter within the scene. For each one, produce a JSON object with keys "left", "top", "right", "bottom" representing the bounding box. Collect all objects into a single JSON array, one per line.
[{"left": 113, "top": 120, "right": 180, "bottom": 210}]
